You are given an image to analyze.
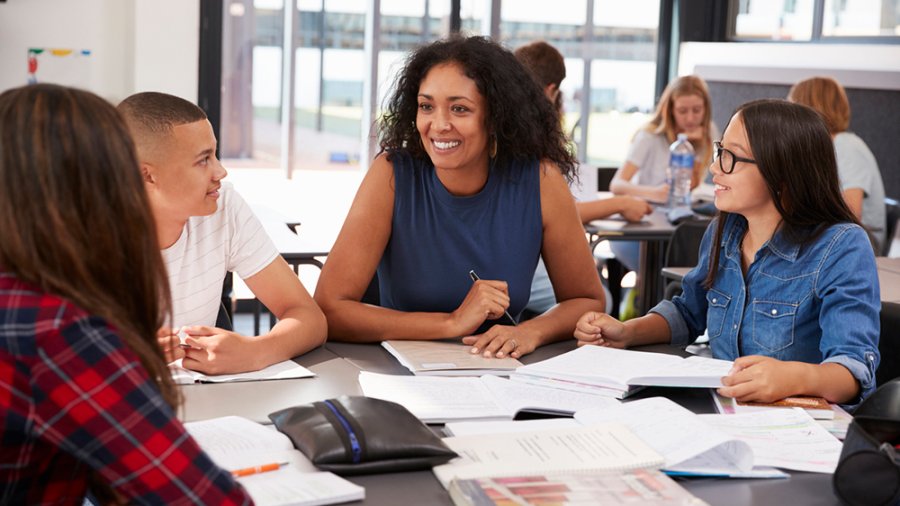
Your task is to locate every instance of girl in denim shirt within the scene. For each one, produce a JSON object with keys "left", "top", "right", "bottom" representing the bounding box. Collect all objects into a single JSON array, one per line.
[{"left": 575, "top": 99, "right": 880, "bottom": 406}]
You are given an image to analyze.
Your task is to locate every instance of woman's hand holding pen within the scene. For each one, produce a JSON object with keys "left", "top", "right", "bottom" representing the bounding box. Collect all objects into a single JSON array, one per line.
[
  {"left": 449, "top": 278, "right": 511, "bottom": 336},
  {"left": 574, "top": 311, "right": 630, "bottom": 349}
]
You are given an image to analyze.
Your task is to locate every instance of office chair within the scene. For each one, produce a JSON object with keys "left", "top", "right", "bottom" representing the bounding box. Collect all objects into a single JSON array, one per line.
[
  {"left": 662, "top": 219, "right": 709, "bottom": 300},
  {"left": 877, "top": 302, "right": 900, "bottom": 386},
  {"left": 883, "top": 198, "right": 900, "bottom": 256}
]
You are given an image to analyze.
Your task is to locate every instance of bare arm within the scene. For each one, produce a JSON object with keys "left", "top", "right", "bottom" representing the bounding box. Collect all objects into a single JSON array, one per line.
[
  {"left": 182, "top": 257, "right": 327, "bottom": 374},
  {"left": 608, "top": 161, "right": 669, "bottom": 203},
  {"left": 842, "top": 188, "right": 864, "bottom": 221},
  {"left": 576, "top": 195, "right": 652, "bottom": 223},
  {"left": 719, "top": 356, "right": 859, "bottom": 404}
]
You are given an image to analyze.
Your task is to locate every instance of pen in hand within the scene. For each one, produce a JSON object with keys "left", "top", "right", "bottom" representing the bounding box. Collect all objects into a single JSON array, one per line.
[
  {"left": 231, "top": 461, "right": 289, "bottom": 478},
  {"left": 468, "top": 269, "right": 517, "bottom": 326}
]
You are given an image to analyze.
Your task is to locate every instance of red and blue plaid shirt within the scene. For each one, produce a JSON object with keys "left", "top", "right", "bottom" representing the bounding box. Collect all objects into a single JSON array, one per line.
[{"left": 0, "top": 272, "right": 252, "bottom": 505}]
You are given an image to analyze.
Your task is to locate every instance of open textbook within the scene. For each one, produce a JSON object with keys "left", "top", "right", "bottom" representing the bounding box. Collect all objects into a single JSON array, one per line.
[
  {"left": 512, "top": 347, "right": 733, "bottom": 398},
  {"left": 449, "top": 469, "right": 708, "bottom": 506},
  {"left": 382, "top": 339, "right": 522, "bottom": 376},
  {"left": 170, "top": 359, "right": 315, "bottom": 385},
  {"left": 184, "top": 416, "right": 364, "bottom": 506},
  {"left": 358, "top": 371, "right": 618, "bottom": 423},
  {"left": 432, "top": 424, "right": 665, "bottom": 488}
]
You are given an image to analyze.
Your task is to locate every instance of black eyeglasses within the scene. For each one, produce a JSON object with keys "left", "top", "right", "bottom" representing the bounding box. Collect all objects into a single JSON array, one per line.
[{"left": 713, "top": 141, "right": 757, "bottom": 174}]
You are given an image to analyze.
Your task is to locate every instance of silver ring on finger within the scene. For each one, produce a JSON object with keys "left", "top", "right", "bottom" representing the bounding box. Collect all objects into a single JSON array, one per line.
[{"left": 509, "top": 339, "right": 518, "bottom": 349}]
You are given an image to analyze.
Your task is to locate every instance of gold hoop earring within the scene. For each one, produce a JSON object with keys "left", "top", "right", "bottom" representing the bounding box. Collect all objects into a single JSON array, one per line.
[{"left": 490, "top": 135, "right": 498, "bottom": 159}]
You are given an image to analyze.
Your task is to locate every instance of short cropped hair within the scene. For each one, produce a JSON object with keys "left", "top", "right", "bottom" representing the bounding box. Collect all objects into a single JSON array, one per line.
[
  {"left": 117, "top": 91, "right": 207, "bottom": 134},
  {"left": 514, "top": 41, "right": 566, "bottom": 90},
  {"left": 787, "top": 76, "right": 851, "bottom": 134}
]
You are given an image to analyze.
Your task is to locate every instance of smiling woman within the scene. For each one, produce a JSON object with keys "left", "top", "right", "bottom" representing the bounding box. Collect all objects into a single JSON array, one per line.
[
  {"left": 314, "top": 36, "right": 605, "bottom": 359},
  {"left": 575, "top": 99, "right": 881, "bottom": 410}
]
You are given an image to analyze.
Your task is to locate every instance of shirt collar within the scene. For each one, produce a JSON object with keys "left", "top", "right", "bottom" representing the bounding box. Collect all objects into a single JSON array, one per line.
[{"left": 722, "top": 213, "right": 800, "bottom": 262}]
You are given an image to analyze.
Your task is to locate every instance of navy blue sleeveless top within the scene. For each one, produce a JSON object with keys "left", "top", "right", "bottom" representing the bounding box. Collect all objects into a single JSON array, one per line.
[{"left": 377, "top": 151, "right": 543, "bottom": 330}]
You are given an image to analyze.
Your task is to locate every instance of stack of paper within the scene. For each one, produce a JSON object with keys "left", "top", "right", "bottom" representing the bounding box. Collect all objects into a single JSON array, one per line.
[
  {"left": 358, "top": 371, "right": 617, "bottom": 423},
  {"left": 171, "top": 359, "right": 315, "bottom": 385},
  {"left": 432, "top": 424, "right": 665, "bottom": 488},
  {"left": 185, "top": 416, "right": 364, "bottom": 506},
  {"left": 382, "top": 340, "right": 522, "bottom": 376},
  {"left": 512, "top": 346, "right": 733, "bottom": 399}
]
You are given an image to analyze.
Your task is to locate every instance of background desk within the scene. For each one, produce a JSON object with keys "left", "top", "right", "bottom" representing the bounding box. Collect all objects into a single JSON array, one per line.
[
  {"left": 179, "top": 339, "right": 839, "bottom": 506},
  {"left": 586, "top": 209, "right": 680, "bottom": 314}
]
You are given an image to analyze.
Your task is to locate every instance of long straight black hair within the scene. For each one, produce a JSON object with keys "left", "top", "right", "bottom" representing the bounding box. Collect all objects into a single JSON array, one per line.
[{"left": 704, "top": 99, "right": 860, "bottom": 288}]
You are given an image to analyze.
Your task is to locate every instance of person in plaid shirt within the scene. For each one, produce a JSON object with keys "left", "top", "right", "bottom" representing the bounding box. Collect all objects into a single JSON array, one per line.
[{"left": 0, "top": 84, "right": 252, "bottom": 504}]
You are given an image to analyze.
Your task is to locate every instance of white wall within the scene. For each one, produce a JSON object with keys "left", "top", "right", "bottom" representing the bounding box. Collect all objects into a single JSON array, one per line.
[
  {"left": 678, "top": 42, "right": 900, "bottom": 90},
  {"left": 0, "top": 0, "right": 199, "bottom": 103}
]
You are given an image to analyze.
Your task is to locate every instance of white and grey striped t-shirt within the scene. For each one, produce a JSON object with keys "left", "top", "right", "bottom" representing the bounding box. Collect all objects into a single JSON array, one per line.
[{"left": 162, "top": 182, "right": 278, "bottom": 329}]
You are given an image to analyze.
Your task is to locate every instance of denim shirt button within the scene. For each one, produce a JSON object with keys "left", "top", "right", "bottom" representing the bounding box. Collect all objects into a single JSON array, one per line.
[
  {"left": 712, "top": 298, "right": 717, "bottom": 304},
  {"left": 771, "top": 309, "right": 778, "bottom": 315},
  {"left": 733, "top": 324, "right": 737, "bottom": 329}
]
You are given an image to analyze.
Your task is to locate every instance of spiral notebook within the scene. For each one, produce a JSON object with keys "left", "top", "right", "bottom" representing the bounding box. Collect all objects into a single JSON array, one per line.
[{"left": 432, "top": 423, "right": 664, "bottom": 488}]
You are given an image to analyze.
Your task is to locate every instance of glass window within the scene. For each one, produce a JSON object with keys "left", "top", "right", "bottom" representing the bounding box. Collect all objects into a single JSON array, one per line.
[
  {"left": 823, "top": 0, "right": 900, "bottom": 36},
  {"left": 733, "top": 0, "right": 815, "bottom": 40},
  {"left": 586, "top": 0, "right": 659, "bottom": 166},
  {"left": 220, "top": 0, "right": 445, "bottom": 172}
]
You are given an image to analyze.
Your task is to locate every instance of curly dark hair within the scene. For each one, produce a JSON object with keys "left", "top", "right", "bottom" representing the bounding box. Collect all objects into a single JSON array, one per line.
[{"left": 378, "top": 35, "right": 576, "bottom": 181}]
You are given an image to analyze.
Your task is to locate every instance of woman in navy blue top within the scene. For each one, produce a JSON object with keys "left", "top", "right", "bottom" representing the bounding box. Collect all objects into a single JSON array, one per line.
[
  {"left": 575, "top": 100, "right": 880, "bottom": 406},
  {"left": 315, "top": 37, "right": 605, "bottom": 358}
]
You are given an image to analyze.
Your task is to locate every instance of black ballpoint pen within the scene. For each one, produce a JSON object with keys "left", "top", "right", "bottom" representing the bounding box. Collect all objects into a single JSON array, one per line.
[{"left": 468, "top": 269, "right": 517, "bottom": 326}]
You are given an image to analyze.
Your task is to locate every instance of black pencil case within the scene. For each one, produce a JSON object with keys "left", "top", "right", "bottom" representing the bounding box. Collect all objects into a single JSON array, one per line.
[{"left": 269, "top": 395, "right": 458, "bottom": 475}]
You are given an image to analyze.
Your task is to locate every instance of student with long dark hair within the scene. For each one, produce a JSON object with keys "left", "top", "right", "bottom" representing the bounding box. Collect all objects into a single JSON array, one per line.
[
  {"left": 315, "top": 36, "right": 605, "bottom": 358},
  {"left": 0, "top": 84, "right": 249, "bottom": 503},
  {"left": 575, "top": 100, "right": 880, "bottom": 406}
]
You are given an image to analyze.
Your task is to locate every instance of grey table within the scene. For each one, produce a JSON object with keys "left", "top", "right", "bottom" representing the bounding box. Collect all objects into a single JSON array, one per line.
[{"left": 179, "top": 340, "right": 841, "bottom": 506}]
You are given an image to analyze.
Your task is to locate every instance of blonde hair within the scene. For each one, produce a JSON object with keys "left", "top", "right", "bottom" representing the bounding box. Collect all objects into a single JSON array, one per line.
[
  {"left": 644, "top": 75, "right": 714, "bottom": 187},
  {"left": 787, "top": 76, "right": 850, "bottom": 134}
]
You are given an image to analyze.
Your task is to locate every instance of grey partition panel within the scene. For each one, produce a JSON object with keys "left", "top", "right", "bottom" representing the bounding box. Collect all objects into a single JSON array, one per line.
[{"left": 706, "top": 81, "right": 900, "bottom": 199}]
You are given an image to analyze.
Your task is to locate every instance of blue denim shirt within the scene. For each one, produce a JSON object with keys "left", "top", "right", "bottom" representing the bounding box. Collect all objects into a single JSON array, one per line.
[{"left": 651, "top": 214, "right": 881, "bottom": 405}]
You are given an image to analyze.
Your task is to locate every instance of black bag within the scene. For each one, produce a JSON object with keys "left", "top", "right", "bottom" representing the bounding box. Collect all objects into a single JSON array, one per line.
[
  {"left": 269, "top": 395, "right": 458, "bottom": 475},
  {"left": 833, "top": 379, "right": 900, "bottom": 506}
]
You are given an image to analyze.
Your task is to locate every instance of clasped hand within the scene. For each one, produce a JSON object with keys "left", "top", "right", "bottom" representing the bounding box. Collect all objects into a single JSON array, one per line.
[
  {"left": 574, "top": 311, "right": 630, "bottom": 348},
  {"left": 158, "top": 325, "right": 258, "bottom": 375}
]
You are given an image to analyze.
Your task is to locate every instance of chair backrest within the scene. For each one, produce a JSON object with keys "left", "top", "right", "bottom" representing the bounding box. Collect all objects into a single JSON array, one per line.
[
  {"left": 596, "top": 167, "right": 618, "bottom": 192},
  {"left": 664, "top": 219, "right": 710, "bottom": 268},
  {"left": 884, "top": 197, "right": 900, "bottom": 256},
  {"left": 877, "top": 302, "right": 900, "bottom": 386}
]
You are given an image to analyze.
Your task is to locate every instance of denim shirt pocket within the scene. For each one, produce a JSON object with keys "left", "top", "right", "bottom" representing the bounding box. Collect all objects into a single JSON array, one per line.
[
  {"left": 751, "top": 300, "right": 798, "bottom": 353},
  {"left": 706, "top": 289, "right": 731, "bottom": 340}
]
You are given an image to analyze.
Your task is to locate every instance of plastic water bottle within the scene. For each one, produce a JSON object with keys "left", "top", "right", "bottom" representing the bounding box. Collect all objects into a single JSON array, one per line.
[{"left": 667, "top": 133, "right": 694, "bottom": 209}]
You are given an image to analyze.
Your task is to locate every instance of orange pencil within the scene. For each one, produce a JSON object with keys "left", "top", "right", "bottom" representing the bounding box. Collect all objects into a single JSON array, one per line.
[{"left": 231, "top": 461, "right": 288, "bottom": 478}]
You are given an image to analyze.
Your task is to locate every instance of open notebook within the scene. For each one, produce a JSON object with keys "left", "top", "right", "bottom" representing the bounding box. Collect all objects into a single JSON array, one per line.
[
  {"left": 185, "top": 416, "right": 364, "bottom": 506},
  {"left": 170, "top": 359, "right": 315, "bottom": 384},
  {"left": 358, "top": 371, "right": 617, "bottom": 423},
  {"left": 382, "top": 340, "right": 522, "bottom": 376},
  {"left": 512, "top": 346, "right": 732, "bottom": 398}
]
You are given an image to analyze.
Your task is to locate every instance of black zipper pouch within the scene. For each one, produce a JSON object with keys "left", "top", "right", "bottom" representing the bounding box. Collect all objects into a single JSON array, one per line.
[
  {"left": 269, "top": 395, "right": 458, "bottom": 475},
  {"left": 833, "top": 379, "right": 900, "bottom": 506}
]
